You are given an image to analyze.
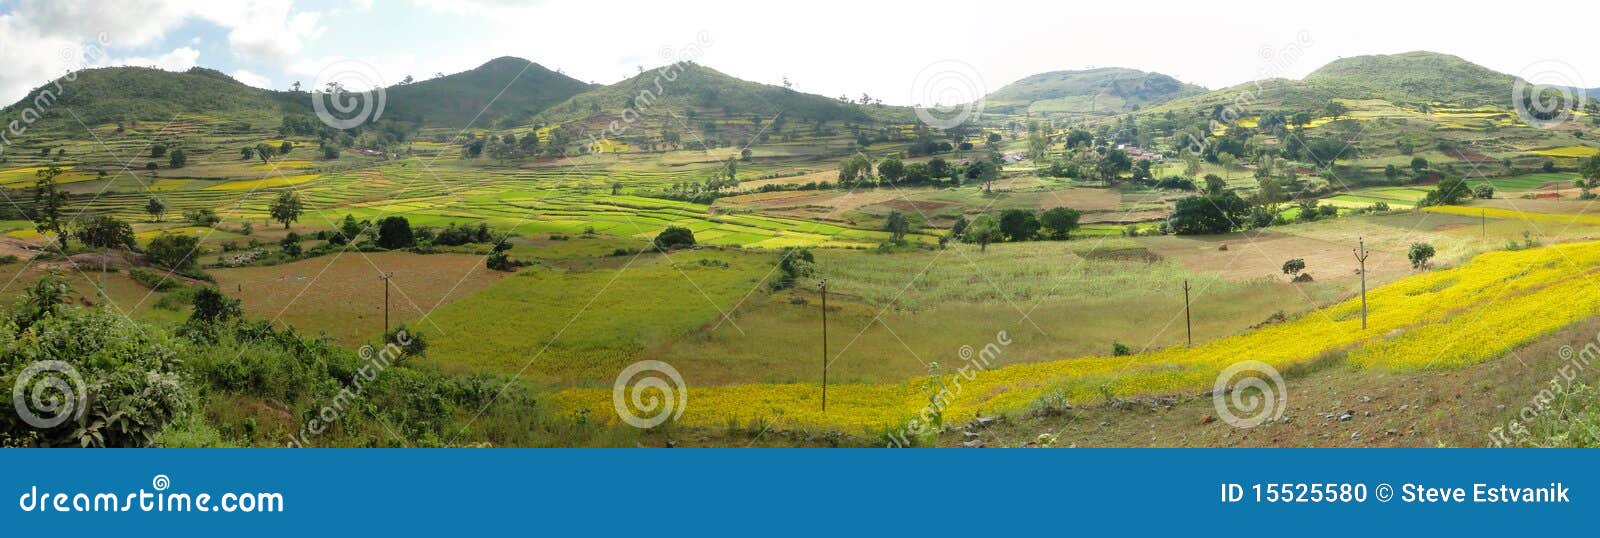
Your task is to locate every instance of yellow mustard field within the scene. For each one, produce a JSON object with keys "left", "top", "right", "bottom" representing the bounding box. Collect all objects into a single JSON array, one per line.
[
  {"left": 553, "top": 241, "right": 1600, "bottom": 434},
  {"left": 1423, "top": 206, "right": 1600, "bottom": 227}
]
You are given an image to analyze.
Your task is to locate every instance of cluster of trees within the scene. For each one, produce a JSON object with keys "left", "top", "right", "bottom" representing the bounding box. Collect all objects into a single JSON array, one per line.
[
  {"left": 837, "top": 154, "right": 976, "bottom": 190},
  {"left": 948, "top": 207, "right": 1082, "bottom": 250},
  {"left": 242, "top": 140, "right": 295, "bottom": 163}
]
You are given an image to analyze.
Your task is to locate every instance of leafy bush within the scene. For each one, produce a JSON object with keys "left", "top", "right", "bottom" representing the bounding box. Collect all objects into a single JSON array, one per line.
[
  {"left": 146, "top": 233, "right": 201, "bottom": 270},
  {"left": 129, "top": 268, "right": 182, "bottom": 291},
  {"left": 0, "top": 308, "right": 190, "bottom": 447},
  {"left": 654, "top": 226, "right": 696, "bottom": 249}
]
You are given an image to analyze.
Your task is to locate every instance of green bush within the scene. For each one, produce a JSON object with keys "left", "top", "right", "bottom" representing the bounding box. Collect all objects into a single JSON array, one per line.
[{"left": 654, "top": 226, "right": 696, "bottom": 249}]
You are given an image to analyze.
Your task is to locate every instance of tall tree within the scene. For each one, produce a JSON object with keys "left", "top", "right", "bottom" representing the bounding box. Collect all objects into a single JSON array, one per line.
[
  {"left": 31, "top": 165, "right": 70, "bottom": 250},
  {"left": 145, "top": 197, "right": 167, "bottom": 222},
  {"left": 270, "top": 191, "right": 304, "bottom": 229}
]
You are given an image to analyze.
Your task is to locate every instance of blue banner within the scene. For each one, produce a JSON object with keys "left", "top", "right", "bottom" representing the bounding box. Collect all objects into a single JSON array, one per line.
[{"left": 0, "top": 449, "right": 1587, "bottom": 535}]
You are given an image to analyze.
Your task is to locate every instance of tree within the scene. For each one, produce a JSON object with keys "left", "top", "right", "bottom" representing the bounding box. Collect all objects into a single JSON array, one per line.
[
  {"left": 1027, "top": 129, "right": 1049, "bottom": 165},
  {"left": 1410, "top": 156, "right": 1429, "bottom": 173},
  {"left": 968, "top": 160, "right": 1000, "bottom": 192},
  {"left": 1039, "top": 207, "right": 1081, "bottom": 240},
  {"left": 928, "top": 158, "right": 951, "bottom": 182},
  {"left": 31, "top": 164, "right": 70, "bottom": 251},
  {"left": 877, "top": 157, "right": 905, "bottom": 185},
  {"left": 146, "top": 233, "right": 200, "bottom": 270},
  {"left": 1181, "top": 151, "right": 1202, "bottom": 179},
  {"left": 772, "top": 247, "right": 815, "bottom": 290},
  {"left": 1408, "top": 242, "right": 1436, "bottom": 269},
  {"left": 269, "top": 191, "right": 303, "bottom": 229},
  {"left": 1168, "top": 192, "right": 1250, "bottom": 235},
  {"left": 838, "top": 153, "right": 873, "bottom": 186},
  {"left": 190, "top": 287, "right": 242, "bottom": 324},
  {"left": 1420, "top": 177, "right": 1471, "bottom": 206},
  {"left": 150, "top": 143, "right": 167, "bottom": 158},
  {"left": 75, "top": 216, "right": 135, "bottom": 249},
  {"left": 376, "top": 216, "right": 415, "bottom": 249},
  {"left": 241, "top": 147, "right": 255, "bottom": 160},
  {"left": 884, "top": 210, "right": 910, "bottom": 242},
  {"left": 1203, "top": 174, "right": 1226, "bottom": 195},
  {"left": 1097, "top": 149, "right": 1132, "bottom": 184},
  {"left": 1281, "top": 258, "right": 1306, "bottom": 278},
  {"left": 145, "top": 197, "right": 167, "bottom": 222},
  {"left": 279, "top": 140, "right": 294, "bottom": 156},
  {"left": 1324, "top": 101, "right": 1349, "bottom": 120},
  {"left": 168, "top": 148, "right": 187, "bottom": 168},
  {"left": 1580, "top": 156, "right": 1600, "bottom": 190},
  {"left": 963, "top": 214, "right": 1001, "bottom": 251},
  {"left": 1473, "top": 184, "right": 1495, "bottom": 199},
  {"left": 654, "top": 226, "right": 696, "bottom": 249},
  {"left": 998, "top": 209, "right": 1040, "bottom": 242},
  {"left": 255, "top": 143, "right": 275, "bottom": 163}
]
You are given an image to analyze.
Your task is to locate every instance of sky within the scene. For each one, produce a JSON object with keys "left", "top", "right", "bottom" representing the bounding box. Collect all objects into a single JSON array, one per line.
[{"left": 2, "top": 0, "right": 1597, "bottom": 108}]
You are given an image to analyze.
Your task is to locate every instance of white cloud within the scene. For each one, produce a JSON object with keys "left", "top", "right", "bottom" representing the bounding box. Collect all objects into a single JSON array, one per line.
[
  {"left": 230, "top": 69, "right": 273, "bottom": 89},
  {"left": 193, "top": 0, "right": 323, "bottom": 64},
  {"left": 109, "top": 46, "right": 201, "bottom": 72}
]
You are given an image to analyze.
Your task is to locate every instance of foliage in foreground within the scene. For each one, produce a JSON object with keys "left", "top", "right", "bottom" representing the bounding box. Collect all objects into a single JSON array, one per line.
[{"left": 0, "top": 285, "right": 639, "bottom": 448}]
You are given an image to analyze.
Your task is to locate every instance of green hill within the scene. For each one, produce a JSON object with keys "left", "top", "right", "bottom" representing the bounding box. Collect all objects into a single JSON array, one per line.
[
  {"left": 383, "top": 57, "right": 593, "bottom": 128},
  {"left": 534, "top": 62, "right": 914, "bottom": 126},
  {"left": 985, "top": 67, "right": 1207, "bottom": 116},
  {"left": 1, "top": 66, "right": 308, "bottom": 130},
  {"left": 1302, "top": 51, "right": 1514, "bottom": 106}
]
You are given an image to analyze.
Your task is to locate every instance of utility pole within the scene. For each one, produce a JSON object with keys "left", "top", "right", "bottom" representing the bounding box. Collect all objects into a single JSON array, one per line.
[
  {"left": 820, "top": 278, "right": 828, "bottom": 413},
  {"left": 1354, "top": 237, "right": 1369, "bottom": 330},
  {"left": 1183, "top": 280, "right": 1192, "bottom": 347},
  {"left": 1481, "top": 209, "right": 1486, "bottom": 240},
  {"left": 379, "top": 272, "right": 394, "bottom": 335}
]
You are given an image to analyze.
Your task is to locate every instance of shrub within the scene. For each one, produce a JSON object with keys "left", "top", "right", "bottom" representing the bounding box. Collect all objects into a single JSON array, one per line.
[
  {"left": 1039, "top": 207, "right": 1082, "bottom": 240},
  {"left": 1281, "top": 258, "right": 1306, "bottom": 277},
  {"left": 1474, "top": 184, "right": 1495, "bottom": 199},
  {"left": 654, "top": 226, "right": 696, "bottom": 249},
  {"left": 129, "top": 268, "right": 182, "bottom": 291},
  {"left": 1112, "top": 342, "right": 1132, "bottom": 356},
  {"left": 146, "top": 233, "right": 201, "bottom": 270},
  {"left": 771, "top": 247, "right": 815, "bottom": 290},
  {"left": 189, "top": 287, "right": 242, "bottom": 324},
  {"left": 0, "top": 308, "right": 190, "bottom": 447}
]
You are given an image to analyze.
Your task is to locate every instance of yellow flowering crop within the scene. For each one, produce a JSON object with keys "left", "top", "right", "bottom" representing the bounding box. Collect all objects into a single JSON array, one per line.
[{"left": 554, "top": 241, "right": 1600, "bottom": 435}]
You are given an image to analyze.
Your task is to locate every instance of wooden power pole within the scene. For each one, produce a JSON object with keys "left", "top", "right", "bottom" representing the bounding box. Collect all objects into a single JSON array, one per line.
[
  {"left": 1354, "top": 238, "right": 1369, "bottom": 330},
  {"left": 1183, "top": 280, "right": 1192, "bottom": 347},
  {"left": 820, "top": 278, "right": 828, "bottom": 412},
  {"left": 379, "top": 272, "right": 394, "bottom": 335}
]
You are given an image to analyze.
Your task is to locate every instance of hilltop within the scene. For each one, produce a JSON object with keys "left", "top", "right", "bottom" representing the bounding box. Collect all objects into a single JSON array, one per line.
[
  {"left": 986, "top": 67, "right": 1207, "bottom": 116},
  {"left": 383, "top": 57, "right": 593, "bottom": 129}
]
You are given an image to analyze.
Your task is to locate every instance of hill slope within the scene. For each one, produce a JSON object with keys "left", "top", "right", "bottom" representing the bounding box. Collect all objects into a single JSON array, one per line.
[
  {"left": 383, "top": 57, "right": 593, "bottom": 128},
  {"left": 534, "top": 62, "right": 915, "bottom": 126},
  {"left": 1, "top": 66, "right": 308, "bottom": 131},
  {"left": 986, "top": 67, "right": 1207, "bottom": 116}
]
